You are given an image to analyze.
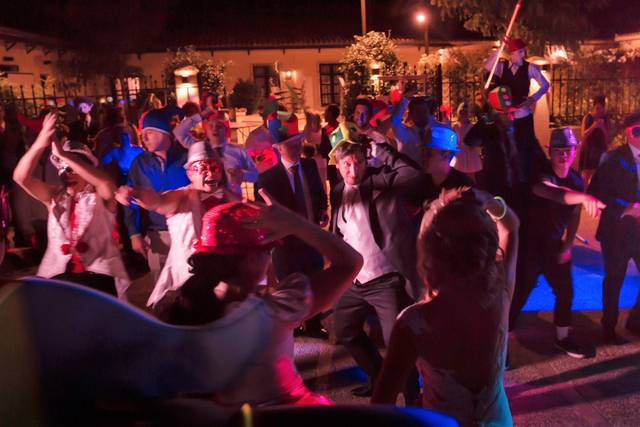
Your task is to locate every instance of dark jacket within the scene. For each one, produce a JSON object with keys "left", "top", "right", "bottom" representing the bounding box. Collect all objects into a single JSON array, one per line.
[
  {"left": 330, "top": 143, "right": 424, "bottom": 300},
  {"left": 255, "top": 158, "right": 328, "bottom": 279},
  {"left": 588, "top": 144, "right": 640, "bottom": 242},
  {"left": 255, "top": 158, "right": 328, "bottom": 223}
]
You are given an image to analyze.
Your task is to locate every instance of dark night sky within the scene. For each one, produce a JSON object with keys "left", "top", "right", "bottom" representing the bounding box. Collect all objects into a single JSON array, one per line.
[{"left": 1, "top": 0, "right": 638, "bottom": 50}]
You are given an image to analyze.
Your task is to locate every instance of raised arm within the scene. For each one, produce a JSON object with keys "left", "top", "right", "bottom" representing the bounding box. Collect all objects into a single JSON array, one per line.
[
  {"left": 116, "top": 185, "right": 185, "bottom": 217},
  {"left": 528, "top": 64, "right": 550, "bottom": 103},
  {"left": 390, "top": 85, "right": 417, "bottom": 150},
  {"left": 173, "top": 107, "right": 212, "bottom": 149},
  {"left": 369, "top": 142, "right": 423, "bottom": 193},
  {"left": 51, "top": 138, "right": 117, "bottom": 209},
  {"left": 12, "top": 113, "right": 57, "bottom": 205},
  {"left": 487, "top": 196, "right": 519, "bottom": 294},
  {"left": 483, "top": 50, "right": 503, "bottom": 75},
  {"left": 252, "top": 189, "right": 363, "bottom": 317}
]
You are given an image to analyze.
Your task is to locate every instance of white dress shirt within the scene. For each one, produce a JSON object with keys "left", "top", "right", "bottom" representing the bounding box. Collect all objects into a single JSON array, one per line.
[{"left": 337, "top": 184, "right": 395, "bottom": 283}]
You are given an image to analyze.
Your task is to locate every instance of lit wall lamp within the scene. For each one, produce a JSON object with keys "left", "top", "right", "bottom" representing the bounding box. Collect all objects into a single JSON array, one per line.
[
  {"left": 284, "top": 70, "right": 293, "bottom": 80},
  {"left": 174, "top": 65, "right": 200, "bottom": 107},
  {"left": 369, "top": 61, "right": 381, "bottom": 77}
]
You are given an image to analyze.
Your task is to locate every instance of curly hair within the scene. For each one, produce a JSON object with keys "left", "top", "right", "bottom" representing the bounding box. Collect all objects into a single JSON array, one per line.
[{"left": 417, "top": 197, "right": 501, "bottom": 306}]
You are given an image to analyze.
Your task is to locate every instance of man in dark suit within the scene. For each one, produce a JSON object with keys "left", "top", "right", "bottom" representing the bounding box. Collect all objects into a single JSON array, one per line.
[
  {"left": 255, "top": 111, "right": 329, "bottom": 338},
  {"left": 330, "top": 136, "right": 422, "bottom": 398},
  {"left": 589, "top": 111, "right": 640, "bottom": 344}
]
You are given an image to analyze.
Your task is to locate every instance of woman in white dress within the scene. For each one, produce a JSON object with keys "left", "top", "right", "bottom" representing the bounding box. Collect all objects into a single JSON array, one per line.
[{"left": 373, "top": 188, "right": 519, "bottom": 426}]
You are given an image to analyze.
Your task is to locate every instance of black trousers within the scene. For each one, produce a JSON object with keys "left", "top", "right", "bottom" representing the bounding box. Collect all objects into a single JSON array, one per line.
[
  {"left": 334, "top": 273, "right": 418, "bottom": 402},
  {"left": 52, "top": 272, "right": 118, "bottom": 297},
  {"left": 510, "top": 242, "right": 573, "bottom": 330},
  {"left": 512, "top": 114, "right": 546, "bottom": 184},
  {"left": 601, "top": 218, "right": 640, "bottom": 331},
  {"left": 272, "top": 237, "right": 324, "bottom": 279},
  {"left": 272, "top": 237, "right": 325, "bottom": 329}
]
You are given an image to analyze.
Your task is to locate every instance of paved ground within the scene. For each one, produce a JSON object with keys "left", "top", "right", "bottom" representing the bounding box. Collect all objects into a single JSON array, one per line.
[
  {"left": 2, "top": 214, "right": 639, "bottom": 426},
  {"left": 292, "top": 215, "right": 640, "bottom": 426}
]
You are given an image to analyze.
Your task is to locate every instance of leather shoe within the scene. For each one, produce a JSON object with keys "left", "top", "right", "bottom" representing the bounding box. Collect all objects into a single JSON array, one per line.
[{"left": 351, "top": 382, "right": 373, "bottom": 397}]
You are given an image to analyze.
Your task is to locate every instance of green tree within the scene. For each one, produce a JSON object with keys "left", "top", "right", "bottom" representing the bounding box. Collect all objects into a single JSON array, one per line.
[
  {"left": 431, "top": 0, "right": 610, "bottom": 51},
  {"left": 341, "top": 31, "right": 403, "bottom": 114},
  {"left": 162, "top": 46, "right": 228, "bottom": 95},
  {"left": 230, "top": 79, "right": 261, "bottom": 114}
]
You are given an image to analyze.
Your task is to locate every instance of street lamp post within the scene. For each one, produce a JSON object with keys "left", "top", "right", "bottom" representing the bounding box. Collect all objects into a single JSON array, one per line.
[
  {"left": 415, "top": 12, "right": 429, "bottom": 55},
  {"left": 361, "top": 0, "right": 367, "bottom": 35}
]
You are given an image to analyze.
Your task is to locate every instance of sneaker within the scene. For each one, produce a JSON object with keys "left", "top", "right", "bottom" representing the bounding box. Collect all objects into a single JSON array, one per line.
[{"left": 555, "top": 337, "right": 595, "bottom": 359}]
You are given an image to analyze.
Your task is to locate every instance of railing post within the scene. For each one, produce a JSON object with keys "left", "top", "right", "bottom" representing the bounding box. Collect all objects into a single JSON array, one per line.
[{"left": 19, "top": 85, "right": 26, "bottom": 115}]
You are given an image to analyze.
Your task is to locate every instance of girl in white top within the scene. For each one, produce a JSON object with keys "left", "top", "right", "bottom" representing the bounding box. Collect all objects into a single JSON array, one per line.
[
  {"left": 452, "top": 103, "right": 483, "bottom": 178},
  {"left": 13, "top": 113, "right": 129, "bottom": 297}
]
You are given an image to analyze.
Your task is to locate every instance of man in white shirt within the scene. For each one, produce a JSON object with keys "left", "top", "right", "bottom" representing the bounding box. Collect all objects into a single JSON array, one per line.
[
  {"left": 331, "top": 138, "right": 422, "bottom": 398},
  {"left": 173, "top": 108, "right": 258, "bottom": 195},
  {"left": 484, "top": 37, "right": 550, "bottom": 185}
]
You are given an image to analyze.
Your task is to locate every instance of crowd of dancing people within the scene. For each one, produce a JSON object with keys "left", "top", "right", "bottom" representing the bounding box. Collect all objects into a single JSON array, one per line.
[{"left": 2, "top": 38, "right": 640, "bottom": 425}]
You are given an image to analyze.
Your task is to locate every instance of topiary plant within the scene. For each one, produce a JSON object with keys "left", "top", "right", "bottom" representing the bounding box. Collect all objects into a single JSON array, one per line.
[{"left": 230, "top": 79, "right": 261, "bottom": 114}]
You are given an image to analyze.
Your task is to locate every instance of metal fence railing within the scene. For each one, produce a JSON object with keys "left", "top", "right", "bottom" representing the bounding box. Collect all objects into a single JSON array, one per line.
[
  {"left": 0, "top": 76, "right": 173, "bottom": 118},
  {"left": 549, "top": 67, "right": 640, "bottom": 126}
]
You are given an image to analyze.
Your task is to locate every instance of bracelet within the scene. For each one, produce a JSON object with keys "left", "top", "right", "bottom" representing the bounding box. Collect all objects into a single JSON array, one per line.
[{"left": 490, "top": 196, "right": 507, "bottom": 221}]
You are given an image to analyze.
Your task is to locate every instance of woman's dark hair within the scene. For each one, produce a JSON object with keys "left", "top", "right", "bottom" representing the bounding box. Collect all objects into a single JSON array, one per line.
[
  {"left": 160, "top": 252, "right": 245, "bottom": 325},
  {"left": 182, "top": 101, "right": 200, "bottom": 118},
  {"left": 417, "top": 197, "right": 500, "bottom": 306}
]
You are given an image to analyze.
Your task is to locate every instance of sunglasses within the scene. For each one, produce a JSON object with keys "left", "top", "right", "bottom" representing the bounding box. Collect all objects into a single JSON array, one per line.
[
  {"left": 630, "top": 126, "right": 640, "bottom": 138},
  {"left": 188, "top": 160, "right": 223, "bottom": 174}
]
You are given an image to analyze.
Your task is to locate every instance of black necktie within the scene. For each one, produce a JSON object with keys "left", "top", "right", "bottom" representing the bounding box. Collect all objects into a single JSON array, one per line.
[
  {"left": 215, "top": 146, "right": 224, "bottom": 158},
  {"left": 289, "top": 164, "right": 308, "bottom": 219}
]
